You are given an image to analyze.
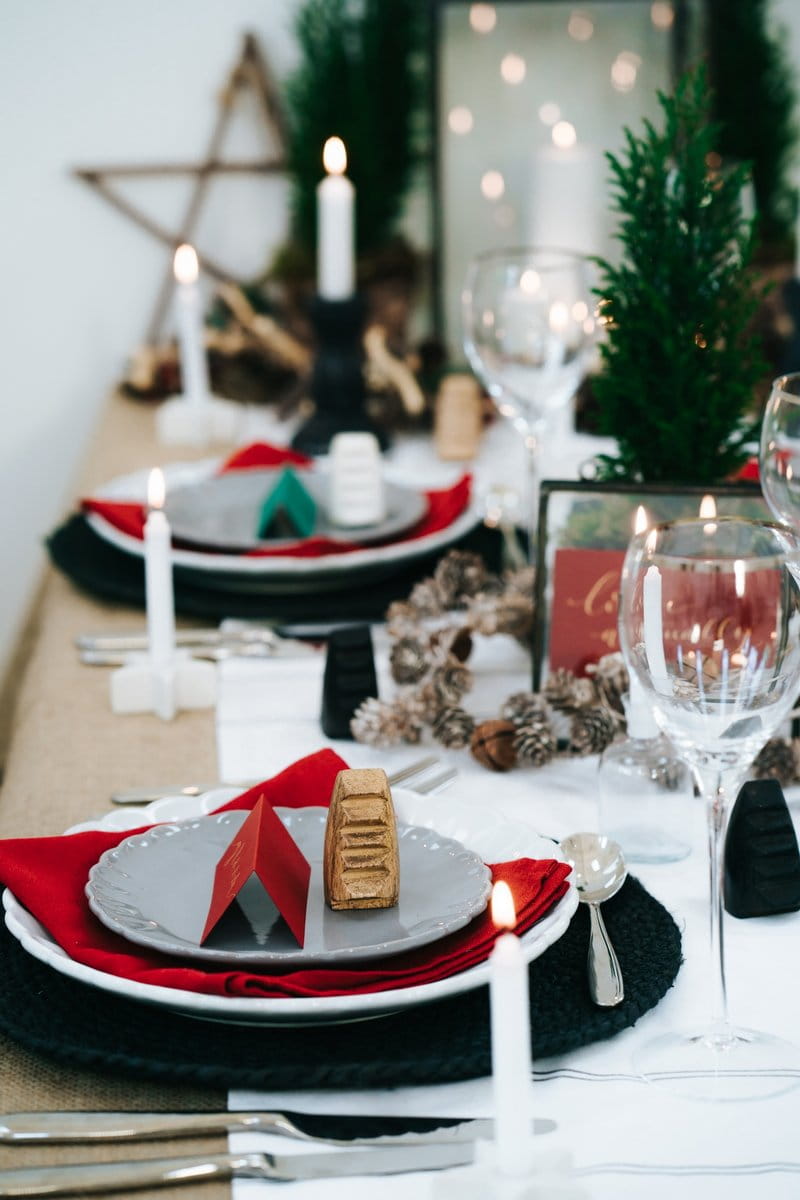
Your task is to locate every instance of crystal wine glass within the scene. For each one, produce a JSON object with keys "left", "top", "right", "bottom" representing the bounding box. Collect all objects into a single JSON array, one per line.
[
  {"left": 759, "top": 372, "right": 800, "bottom": 529},
  {"left": 618, "top": 516, "right": 800, "bottom": 1101},
  {"left": 462, "top": 246, "right": 592, "bottom": 560}
]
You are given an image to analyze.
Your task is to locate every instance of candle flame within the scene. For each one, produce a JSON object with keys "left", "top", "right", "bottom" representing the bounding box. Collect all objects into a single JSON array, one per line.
[
  {"left": 323, "top": 136, "right": 347, "bottom": 176},
  {"left": 491, "top": 880, "right": 517, "bottom": 931},
  {"left": 173, "top": 243, "right": 199, "bottom": 285},
  {"left": 634, "top": 505, "right": 649, "bottom": 535},
  {"left": 699, "top": 494, "right": 717, "bottom": 519},
  {"left": 148, "top": 467, "right": 166, "bottom": 511}
]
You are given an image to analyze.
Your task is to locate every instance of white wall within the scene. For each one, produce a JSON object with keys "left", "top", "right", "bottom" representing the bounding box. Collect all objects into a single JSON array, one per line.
[{"left": 0, "top": 0, "right": 301, "bottom": 677}]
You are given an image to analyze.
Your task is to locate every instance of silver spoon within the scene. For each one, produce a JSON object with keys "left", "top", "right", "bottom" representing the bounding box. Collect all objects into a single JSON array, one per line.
[{"left": 560, "top": 832, "right": 627, "bottom": 1008}]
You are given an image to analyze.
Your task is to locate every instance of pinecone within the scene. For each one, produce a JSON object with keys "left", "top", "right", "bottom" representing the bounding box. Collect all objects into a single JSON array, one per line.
[
  {"left": 544, "top": 668, "right": 598, "bottom": 713},
  {"left": 392, "top": 694, "right": 425, "bottom": 744},
  {"left": 432, "top": 705, "right": 476, "bottom": 749},
  {"left": 514, "top": 718, "right": 557, "bottom": 766},
  {"left": 385, "top": 600, "right": 419, "bottom": 639},
  {"left": 407, "top": 577, "right": 446, "bottom": 617},
  {"left": 465, "top": 592, "right": 502, "bottom": 636},
  {"left": 753, "top": 738, "right": 796, "bottom": 786},
  {"left": 414, "top": 681, "right": 442, "bottom": 724},
  {"left": 389, "top": 636, "right": 429, "bottom": 684},
  {"left": 503, "top": 565, "right": 536, "bottom": 598},
  {"left": 350, "top": 698, "right": 407, "bottom": 746},
  {"left": 586, "top": 652, "right": 629, "bottom": 716},
  {"left": 430, "top": 655, "right": 473, "bottom": 707},
  {"left": 433, "top": 550, "right": 489, "bottom": 606},
  {"left": 493, "top": 594, "right": 534, "bottom": 641},
  {"left": 501, "top": 691, "right": 548, "bottom": 727},
  {"left": 569, "top": 706, "right": 617, "bottom": 755}
]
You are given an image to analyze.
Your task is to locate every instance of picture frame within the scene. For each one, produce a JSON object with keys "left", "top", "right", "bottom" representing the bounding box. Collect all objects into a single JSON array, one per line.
[{"left": 531, "top": 478, "right": 768, "bottom": 690}]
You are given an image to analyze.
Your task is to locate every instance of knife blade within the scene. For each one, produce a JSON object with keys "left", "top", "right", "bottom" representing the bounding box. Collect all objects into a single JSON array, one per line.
[
  {"left": 0, "top": 1109, "right": 555, "bottom": 1145},
  {"left": 76, "top": 628, "right": 283, "bottom": 652},
  {"left": 0, "top": 1144, "right": 478, "bottom": 1196}
]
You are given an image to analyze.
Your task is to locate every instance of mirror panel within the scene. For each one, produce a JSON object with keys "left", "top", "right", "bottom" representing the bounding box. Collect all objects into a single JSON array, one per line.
[{"left": 434, "top": 1, "right": 701, "bottom": 354}]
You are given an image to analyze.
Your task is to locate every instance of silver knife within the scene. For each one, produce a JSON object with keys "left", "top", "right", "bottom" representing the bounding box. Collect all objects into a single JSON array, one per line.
[
  {"left": 0, "top": 1143, "right": 478, "bottom": 1196},
  {"left": 76, "top": 629, "right": 284, "bottom": 652},
  {"left": 80, "top": 645, "right": 288, "bottom": 666},
  {"left": 0, "top": 1110, "right": 554, "bottom": 1145}
]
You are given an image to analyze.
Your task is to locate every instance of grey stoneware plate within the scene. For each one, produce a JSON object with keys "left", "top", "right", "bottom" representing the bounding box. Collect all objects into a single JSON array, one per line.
[
  {"left": 85, "top": 807, "right": 492, "bottom": 966},
  {"left": 164, "top": 468, "right": 428, "bottom": 552}
]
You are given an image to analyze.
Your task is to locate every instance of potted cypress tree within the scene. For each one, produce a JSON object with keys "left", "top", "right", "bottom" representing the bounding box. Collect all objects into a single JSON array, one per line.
[{"left": 591, "top": 67, "right": 769, "bottom": 485}]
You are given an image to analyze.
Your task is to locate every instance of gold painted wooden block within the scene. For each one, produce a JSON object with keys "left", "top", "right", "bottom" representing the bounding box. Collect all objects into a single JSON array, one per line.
[{"left": 323, "top": 768, "right": 400, "bottom": 910}]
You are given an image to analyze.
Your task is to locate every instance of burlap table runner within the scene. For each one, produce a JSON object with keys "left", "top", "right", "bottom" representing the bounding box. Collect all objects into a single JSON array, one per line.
[{"left": 0, "top": 394, "right": 231, "bottom": 1198}]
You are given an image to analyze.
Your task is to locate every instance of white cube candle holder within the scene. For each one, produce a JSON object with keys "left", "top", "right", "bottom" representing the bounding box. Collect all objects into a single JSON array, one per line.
[
  {"left": 431, "top": 1143, "right": 587, "bottom": 1200},
  {"left": 110, "top": 650, "right": 217, "bottom": 721},
  {"left": 156, "top": 395, "right": 243, "bottom": 448}
]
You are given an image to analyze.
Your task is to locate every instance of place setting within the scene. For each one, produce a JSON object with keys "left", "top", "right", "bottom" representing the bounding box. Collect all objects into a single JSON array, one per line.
[{"left": 7, "top": 5, "right": 800, "bottom": 1199}]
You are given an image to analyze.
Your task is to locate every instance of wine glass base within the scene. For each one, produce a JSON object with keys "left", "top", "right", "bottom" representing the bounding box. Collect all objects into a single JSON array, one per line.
[{"left": 633, "top": 1026, "right": 800, "bottom": 1101}]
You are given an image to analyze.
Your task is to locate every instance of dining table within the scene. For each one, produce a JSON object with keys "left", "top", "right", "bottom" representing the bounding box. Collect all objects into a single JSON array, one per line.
[{"left": 1, "top": 391, "right": 800, "bottom": 1200}]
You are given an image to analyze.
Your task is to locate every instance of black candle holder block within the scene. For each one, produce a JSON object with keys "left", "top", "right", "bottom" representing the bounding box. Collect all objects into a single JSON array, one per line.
[
  {"left": 724, "top": 779, "right": 800, "bottom": 918},
  {"left": 320, "top": 625, "right": 378, "bottom": 740},
  {"left": 291, "top": 294, "right": 388, "bottom": 457}
]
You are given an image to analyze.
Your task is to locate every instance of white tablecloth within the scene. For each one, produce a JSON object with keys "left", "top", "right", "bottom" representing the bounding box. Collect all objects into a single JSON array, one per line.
[{"left": 214, "top": 635, "right": 800, "bottom": 1200}]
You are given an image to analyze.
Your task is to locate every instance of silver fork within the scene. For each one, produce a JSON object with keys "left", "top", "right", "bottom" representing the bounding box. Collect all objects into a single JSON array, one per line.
[{"left": 110, "top": 755, "right": 447, "bottom": 805}]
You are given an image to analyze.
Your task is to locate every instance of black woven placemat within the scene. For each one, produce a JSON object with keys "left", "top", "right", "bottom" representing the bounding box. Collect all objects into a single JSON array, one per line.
[
  {"left": 46, "top": 515, "right": 507, "bottom": 623},
  {"left": 0, "top": 877, "right": 680, "bottom": 1088}
]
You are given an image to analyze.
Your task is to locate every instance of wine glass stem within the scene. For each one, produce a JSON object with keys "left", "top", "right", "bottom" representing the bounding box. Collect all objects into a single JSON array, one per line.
[
  {"left": 697, "top": 764, "right": 739, "bottom": 1040},
  {"left": 522, "top": 423, "right": 542, "bottom": 567}
]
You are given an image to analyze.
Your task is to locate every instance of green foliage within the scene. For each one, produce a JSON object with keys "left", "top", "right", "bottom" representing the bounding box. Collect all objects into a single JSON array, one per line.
[
  {"left": 282, "top": 0, "right": 426, "bottom": 262},
  {"left": 706, "top": 0, "right": 798, "bottom": 250},
  {"left": 592, "top": 67, "right": 768, "bottom": 485}
]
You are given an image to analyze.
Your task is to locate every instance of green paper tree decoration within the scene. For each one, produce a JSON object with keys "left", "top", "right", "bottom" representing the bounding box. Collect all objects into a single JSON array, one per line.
[
  {"left": 279, "top": 0, "right": 426, "bottom": 273},
  {"left": 592, "top": 67, "right": 768, "bottom": 485}
]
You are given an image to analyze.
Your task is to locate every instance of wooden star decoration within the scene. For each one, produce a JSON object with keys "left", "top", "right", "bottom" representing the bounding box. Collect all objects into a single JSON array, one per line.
[{"left": 73, "top": 32, "right": 288, "bottom": 345}]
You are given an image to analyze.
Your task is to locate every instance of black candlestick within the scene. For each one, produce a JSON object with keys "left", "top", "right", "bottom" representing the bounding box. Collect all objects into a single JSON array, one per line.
[{"left": 291, "top": 294, "right": 388, "bottom": 456}]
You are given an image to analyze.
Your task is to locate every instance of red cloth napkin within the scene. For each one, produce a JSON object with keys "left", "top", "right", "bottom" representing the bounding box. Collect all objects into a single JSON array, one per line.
[
  {"left": 0, "top": 750, "right": 572, "bottom": 1000},
  {"left": 733, "top": 456, "right": 760, "bottom": 482},
  {"left": 82, "top": 442, "right": 473, "bottom": 559}
]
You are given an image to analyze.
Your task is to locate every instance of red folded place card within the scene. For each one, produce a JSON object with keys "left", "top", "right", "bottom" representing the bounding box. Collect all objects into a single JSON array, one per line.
[{"left": 201, "top": 795, "right": 311, "bottom": 947}]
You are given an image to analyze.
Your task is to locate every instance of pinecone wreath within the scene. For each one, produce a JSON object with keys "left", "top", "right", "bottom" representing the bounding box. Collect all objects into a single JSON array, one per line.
[{"left": 348, "top": 549, "right": 623, "bottom": 771}]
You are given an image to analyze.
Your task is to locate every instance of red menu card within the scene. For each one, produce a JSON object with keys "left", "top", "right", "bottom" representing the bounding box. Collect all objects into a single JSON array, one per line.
[
  {"left": 201, "top": 796, "right": 311, "bottom": 947},
  {"left": 548, "top": 548, "right": 625, "bottom": 675}
]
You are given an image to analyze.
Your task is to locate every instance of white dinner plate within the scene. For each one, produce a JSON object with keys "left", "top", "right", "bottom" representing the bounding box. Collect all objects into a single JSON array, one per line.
[
  {"left": 85, "top": 459, "right": 482, "bottom": 579},
  {"left": 164, "top": 468, "right": 427, "bottom": 552},
  {"left": 86, "top": 807, "right": 492, "bottom": 966},
  {"left": 3, "top": 787, "right": 577, "bottom": 1026}
]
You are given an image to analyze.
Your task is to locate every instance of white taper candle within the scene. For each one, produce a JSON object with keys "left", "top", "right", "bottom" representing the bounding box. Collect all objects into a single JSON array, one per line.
[
  {"left": 174, "top": 244, "right": 211, "bottom": 406},
  {"left": 144, "top": 468, "right": 176, "bottom": 673},
  {"left": 489, "top": 880, "right": 534, "bottom": 1177},
  {"left": 317, "top": 137, "right": 355, "bottom": 300},
  {"left": 643, "top": 563, "right": 670, "bottom": 693}
]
